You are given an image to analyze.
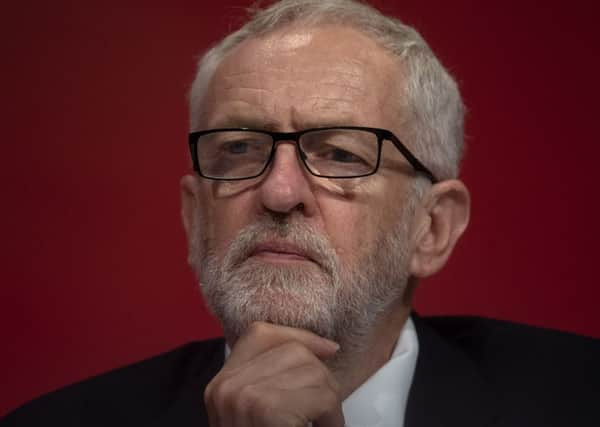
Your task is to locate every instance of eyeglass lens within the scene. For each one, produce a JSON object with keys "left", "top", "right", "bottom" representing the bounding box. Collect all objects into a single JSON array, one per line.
[{"left": 194, "top": 129, "right": 380, "bottom": 179}]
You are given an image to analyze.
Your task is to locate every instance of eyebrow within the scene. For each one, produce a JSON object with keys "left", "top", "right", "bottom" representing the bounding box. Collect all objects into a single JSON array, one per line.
[
  {"left": 209, "top": 114, "right": 282, "bottom": 131},
  {"left": 209, "top": 117, "right": 364, "bottom": 132},
  {"left": 295, "top": 116, "right": 361, "bottom": 130}
]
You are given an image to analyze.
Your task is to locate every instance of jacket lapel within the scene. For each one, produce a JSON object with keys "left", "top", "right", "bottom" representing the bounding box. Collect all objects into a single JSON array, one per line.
[{"left": 404, "top": 315, "right": 500, "bottom": 427}]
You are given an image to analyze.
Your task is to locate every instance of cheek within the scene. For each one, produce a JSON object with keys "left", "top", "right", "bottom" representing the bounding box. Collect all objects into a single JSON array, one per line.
[
  {"left": 321, "top": 191, "right": 404, "bottom": 266},
  {"left": 198, "top": 185, "right": 257, "bottom": 257},
  {"left": 322, "top": 202, "right": 377, "bottom": 265}
]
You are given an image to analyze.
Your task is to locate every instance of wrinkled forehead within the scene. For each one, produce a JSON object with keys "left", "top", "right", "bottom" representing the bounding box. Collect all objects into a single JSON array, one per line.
[
  {"left": 196, "top": 25, "right": 405, "bottom": 130},
  {"left": 228, "top": 24, "right": 392, "bottom": 67}
]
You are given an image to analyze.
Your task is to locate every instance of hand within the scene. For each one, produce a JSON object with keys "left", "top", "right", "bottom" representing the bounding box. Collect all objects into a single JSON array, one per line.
[{"left": 204, "top": 322, "right": 345, "bottom": 427}]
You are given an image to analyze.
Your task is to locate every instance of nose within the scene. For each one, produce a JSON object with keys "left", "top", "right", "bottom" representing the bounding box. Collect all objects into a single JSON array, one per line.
[{"left": 258, "top": 142, "right": 316, "bottom": 216}]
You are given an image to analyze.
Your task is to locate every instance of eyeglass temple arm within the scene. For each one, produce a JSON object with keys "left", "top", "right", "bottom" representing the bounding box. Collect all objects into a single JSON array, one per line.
[{"left": 385, "top": 133, "right": 439, "bottom": 184}]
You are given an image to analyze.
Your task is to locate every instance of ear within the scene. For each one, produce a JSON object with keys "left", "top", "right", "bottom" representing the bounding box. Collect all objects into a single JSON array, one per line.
[
  {"left": 180, "top": 174, "right": 201, "bottom": 252},
  {"left": 409, "top": 179, "right": 470, "bottom": 278}
]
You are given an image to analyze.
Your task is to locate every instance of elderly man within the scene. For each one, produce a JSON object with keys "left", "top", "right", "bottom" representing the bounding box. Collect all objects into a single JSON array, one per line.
[{"left": 3, "top": 0, "right": 599, "bottom": 426}]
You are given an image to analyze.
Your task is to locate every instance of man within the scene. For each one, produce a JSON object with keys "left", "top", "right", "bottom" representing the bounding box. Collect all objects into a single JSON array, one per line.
[{"left": 3, "top": 0, "right": 599, "bottom": 426}]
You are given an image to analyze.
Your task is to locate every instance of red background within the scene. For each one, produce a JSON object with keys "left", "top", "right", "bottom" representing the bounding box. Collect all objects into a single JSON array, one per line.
[{"left": 2, "top": 0, "right": 599, "bottom": 417}]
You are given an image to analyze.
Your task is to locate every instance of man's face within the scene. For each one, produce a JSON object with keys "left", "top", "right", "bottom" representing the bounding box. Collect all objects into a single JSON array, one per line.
[{"left": 184, "top": 25, "right": 421, "bottom": 346}]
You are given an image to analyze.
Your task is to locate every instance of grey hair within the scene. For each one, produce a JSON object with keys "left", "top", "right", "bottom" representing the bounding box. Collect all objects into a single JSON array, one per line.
[{"left": 189, "top": 0, "right": 465, "bottom": 180}]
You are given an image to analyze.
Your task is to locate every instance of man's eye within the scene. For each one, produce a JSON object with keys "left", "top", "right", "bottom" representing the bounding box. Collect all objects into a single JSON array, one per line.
[
  {"left": 327, "top": 148, "right": 363, "bottom": 163},
  {"left": 222, "top": 141, "right": 250, "bottom": 154}
]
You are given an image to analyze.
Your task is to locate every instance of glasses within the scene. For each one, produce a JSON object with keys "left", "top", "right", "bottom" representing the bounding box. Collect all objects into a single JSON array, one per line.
[{"left": 188, "top": 126, "right": 438, "bottom": 183}]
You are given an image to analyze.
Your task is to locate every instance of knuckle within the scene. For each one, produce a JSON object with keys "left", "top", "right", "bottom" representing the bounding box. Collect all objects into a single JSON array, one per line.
[
  {"left": 282, "top": 340, "right": 314, "bottom": 360},
  {"left": 247, "top": 321, "right": 272, "bottom": 337},
  {"left": 208, "top": 376, "right": 237, "bottom": 411},
  {"left": 331, "top": 378, "right": 342, "bottom": 396},
  {"left": 204, "top": 375, "right": 221, "bottom": 406},
  {"left": 203, "top": 382, "right": 213, "bottom": 404},
  {"left": 255, "top": 395, "right": 279, "bottom": 424},
  {"left": 321, "top": 387, "right": 341, "bottom": 409},
  {"left": 300, "top": 362, "right": 328, "bottom": 384},
  {"left": 218, "top": 376, "right": 236, "bottom": 397},
  {"left": 314, "top": 365, "right": 330, "bottom": 383},
  {"left": 310, "top": 365, "right": 338, "bottom": 395},
  {"left": 237, "top": 383, "right": 261, "bottom": 408},
  {"left": 240, "top": 385, "right": 274, "bottom": 420}
]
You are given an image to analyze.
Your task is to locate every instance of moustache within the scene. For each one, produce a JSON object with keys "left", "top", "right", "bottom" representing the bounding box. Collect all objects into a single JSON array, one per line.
[{"left": 222, "top": 216, "right": 338, "bottom": 276}]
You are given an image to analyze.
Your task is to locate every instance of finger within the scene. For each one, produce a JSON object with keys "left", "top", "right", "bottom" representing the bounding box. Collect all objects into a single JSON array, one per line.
[
  {"left": 244, "top": 386, "right": 344, "bottom": 427},
  {"left": 255, "top": 361, "right": 341, "bottom": 402},
  {"left": 225, "top": 340, "right": 333, "bottom": 386},
  {"left": 228, "top": 321, "right": 339, "bottom": 366}
]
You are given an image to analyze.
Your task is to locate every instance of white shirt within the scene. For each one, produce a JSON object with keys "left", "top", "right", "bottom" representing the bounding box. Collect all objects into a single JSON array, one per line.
[
  {"left": 342, "top": 317, "right": 419, "bottom": 427},
  {"left": 224, "top": 317, "right": 419, "bottom": 427}
]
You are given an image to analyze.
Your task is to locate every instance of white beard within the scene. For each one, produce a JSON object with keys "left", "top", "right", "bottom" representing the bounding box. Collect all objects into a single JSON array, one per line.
[{"left": 190, "top": 196, "right": 416, "bottom": 351}]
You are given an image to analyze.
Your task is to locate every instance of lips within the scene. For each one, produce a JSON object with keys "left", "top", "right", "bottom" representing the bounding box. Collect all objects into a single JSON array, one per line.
[{"left": 249, "top": 241, "right": 317, "bottom": 263}]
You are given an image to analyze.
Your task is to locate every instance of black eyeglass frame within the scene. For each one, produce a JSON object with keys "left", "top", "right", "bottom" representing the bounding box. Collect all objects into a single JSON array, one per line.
[{"left": 188, "top": 126, "right": 438, "bottom": 183}]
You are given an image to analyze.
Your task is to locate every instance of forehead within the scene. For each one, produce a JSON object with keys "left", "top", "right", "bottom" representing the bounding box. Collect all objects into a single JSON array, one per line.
[{"left": 197, "top": 24, "right": 404, "bottom": 130}]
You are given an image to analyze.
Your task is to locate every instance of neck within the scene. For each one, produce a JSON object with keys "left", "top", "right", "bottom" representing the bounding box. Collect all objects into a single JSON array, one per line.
[{"left": 330, "top": 302, "right": 412, "bottom": 399}]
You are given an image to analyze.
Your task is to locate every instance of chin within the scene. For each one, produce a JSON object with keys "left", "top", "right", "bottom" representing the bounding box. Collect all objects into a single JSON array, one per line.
[{"left": 209, "top": 272, "right": 339, "bottom": 341}]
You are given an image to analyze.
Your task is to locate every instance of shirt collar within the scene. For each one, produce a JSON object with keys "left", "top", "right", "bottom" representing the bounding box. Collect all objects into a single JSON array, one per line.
[{"left": 342, "top": 317, "right": 419, "bottom": 427}]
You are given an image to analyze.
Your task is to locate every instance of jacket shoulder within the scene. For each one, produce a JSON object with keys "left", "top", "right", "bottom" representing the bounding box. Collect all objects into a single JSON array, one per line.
[
  {"left": 419, "top": 315, "right": 600, "bottom": 425},
  {"left": 422, "top": 315, "right": 600, "bottom": 373},
  {"left": 1, "top": 338, "right": 224, "bottom": 426}
]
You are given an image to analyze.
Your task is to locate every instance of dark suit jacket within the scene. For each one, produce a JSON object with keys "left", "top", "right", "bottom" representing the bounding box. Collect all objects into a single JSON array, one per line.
[{"left": 3, "top": 315, "right": 600, "bottom": 426}]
